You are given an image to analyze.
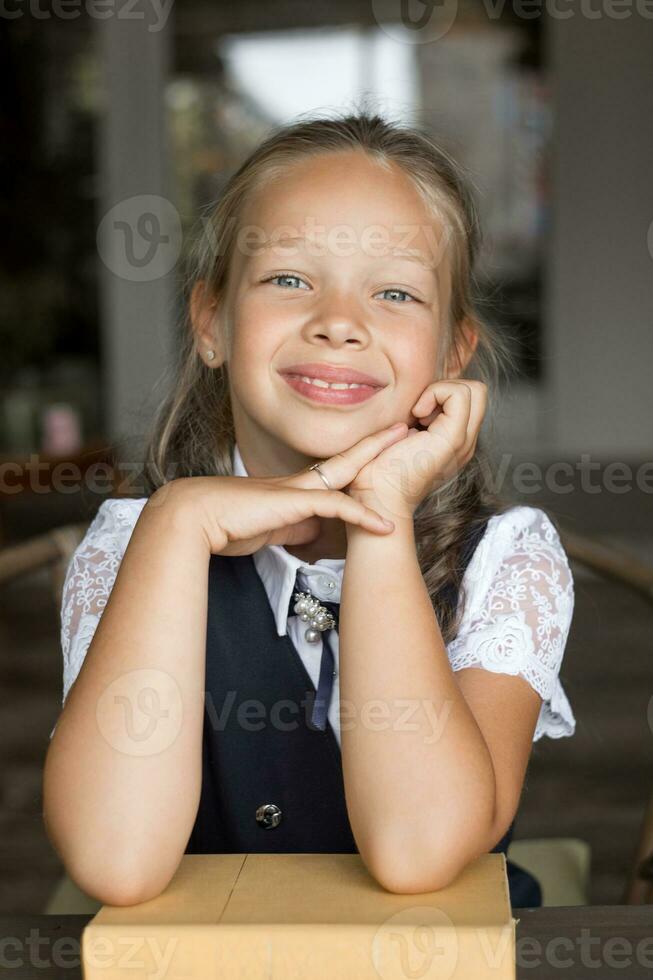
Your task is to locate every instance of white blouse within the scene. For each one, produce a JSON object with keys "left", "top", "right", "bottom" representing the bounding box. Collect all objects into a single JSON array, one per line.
[{"left": 51, "top": 443, "right": 576, "bottom": 743}]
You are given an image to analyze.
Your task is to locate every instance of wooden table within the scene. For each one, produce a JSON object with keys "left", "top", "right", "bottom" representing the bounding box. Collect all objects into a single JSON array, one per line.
[{"left": 0, "top": 908, "right": 651, "bottom": 978}]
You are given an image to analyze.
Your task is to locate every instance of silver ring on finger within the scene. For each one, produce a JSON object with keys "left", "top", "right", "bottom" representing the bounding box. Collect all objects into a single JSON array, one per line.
[{"left": 307, "top": 460, "right": 332, "bottom": 490}]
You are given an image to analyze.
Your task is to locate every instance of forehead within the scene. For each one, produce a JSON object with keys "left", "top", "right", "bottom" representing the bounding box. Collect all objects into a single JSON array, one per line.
[{"left": 236, "top": 150, "right": 450, "bottom": 273}]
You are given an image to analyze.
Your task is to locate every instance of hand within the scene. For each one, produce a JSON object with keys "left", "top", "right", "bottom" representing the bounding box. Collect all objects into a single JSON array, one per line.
[
  {"left": 346, "top": 380, "right": 488, "bottom": 521},
  {"left": 144, "top": 423, "right": 409, "bottom": 556}
]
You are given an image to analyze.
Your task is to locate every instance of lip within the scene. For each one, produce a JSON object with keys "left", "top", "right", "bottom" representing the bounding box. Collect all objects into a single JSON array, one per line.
[
  {"left": 279, "top": 362, "right": 386, "bottom": 387},
  {"left": 279, "top": 373, "right": 383, "bottom": 405}
]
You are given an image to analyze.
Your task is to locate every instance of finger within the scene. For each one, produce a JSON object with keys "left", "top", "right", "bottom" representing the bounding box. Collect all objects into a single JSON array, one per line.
[
  {"left": 411, "top": 388, "right": 436, "bottom": 417},
  {"left": 419, "top": 382, "right": 472, "bottom": 447},
  {"left": 297, "top": 488, "right": 395, "bottom": 533},
  {"left": 290, "top": 423, "right": 408, "bottom": 492},
  {"left": 411, "top": 389, "right": 446, "bottom": 428},
  {"left": 414, "top": 404, "right": 442, "bottom": 427},
  {"left": 463, "top": 381, "right": 488, "bottom": 445}
]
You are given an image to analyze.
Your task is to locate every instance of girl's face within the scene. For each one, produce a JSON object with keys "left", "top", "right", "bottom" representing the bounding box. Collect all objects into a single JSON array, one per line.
[{"left": 201, "top": 149, "right": 459, "bottom": 475}]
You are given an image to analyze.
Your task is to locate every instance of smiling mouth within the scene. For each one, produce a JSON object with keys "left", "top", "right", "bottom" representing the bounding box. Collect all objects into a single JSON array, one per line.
[{"left": 279, "top": 373, "right": 383, "bottom": 405}]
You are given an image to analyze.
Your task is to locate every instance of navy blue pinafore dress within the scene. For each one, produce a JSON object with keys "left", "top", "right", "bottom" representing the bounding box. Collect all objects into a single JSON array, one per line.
[{"left": 184, "top": 516, "right": 542, "bottom": 909}]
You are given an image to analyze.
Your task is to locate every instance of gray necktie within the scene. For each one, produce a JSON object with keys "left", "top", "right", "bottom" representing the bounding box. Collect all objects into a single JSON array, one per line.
[{"left": 287, "top": 585, "right": 340, "bottom": 732}]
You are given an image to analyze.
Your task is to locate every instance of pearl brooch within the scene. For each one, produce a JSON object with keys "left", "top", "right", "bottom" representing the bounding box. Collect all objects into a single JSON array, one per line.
[{"left": 291, "top": 590, "right": 337, "bottom": 644}]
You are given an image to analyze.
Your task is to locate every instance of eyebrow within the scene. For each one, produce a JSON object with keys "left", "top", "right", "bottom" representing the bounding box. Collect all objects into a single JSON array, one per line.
[{"left": 253, "top": 235, "right": 437, "bottom": 272}]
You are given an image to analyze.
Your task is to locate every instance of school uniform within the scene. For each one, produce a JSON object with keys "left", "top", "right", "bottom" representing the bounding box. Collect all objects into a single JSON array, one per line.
[
  {"left": 183, "top": 445, "right": 543, "bottom": 907},
  {"left": 55, "top": 444, "right": 577, "bottom": 908}
]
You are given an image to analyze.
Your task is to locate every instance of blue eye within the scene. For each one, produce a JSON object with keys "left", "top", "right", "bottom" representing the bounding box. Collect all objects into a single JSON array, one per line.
[
  {"left": 263, "top": 275, "right": 418, "bottom": 303},
  {"left": 376, "top": 288, "right": 416, "bottom": 303},
  {"left": 264, "top": 273, "right": 309, "bottom": 290}
]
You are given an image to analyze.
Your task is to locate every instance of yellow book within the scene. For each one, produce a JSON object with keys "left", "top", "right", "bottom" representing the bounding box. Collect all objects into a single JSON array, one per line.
[{"left": 81, "top": 852, "right": 516, "bottom": 980}]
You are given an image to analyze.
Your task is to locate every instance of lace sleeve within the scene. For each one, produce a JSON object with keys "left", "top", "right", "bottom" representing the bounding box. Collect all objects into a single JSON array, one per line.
[
  {"left": 447, "top": 505, "right": 576, "bottom": 742},
  {"left": 49, "top": 497, "right": 149, "bottom": 740}
]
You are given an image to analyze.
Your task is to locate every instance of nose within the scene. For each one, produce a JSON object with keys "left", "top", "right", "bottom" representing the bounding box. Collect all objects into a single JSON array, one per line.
[{"left": 304, "top": 297, "right": 370, "bottom": 348}]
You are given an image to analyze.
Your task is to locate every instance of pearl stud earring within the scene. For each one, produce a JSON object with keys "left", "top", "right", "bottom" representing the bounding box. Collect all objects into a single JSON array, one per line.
[{"left": 206, "top": 349, "right": 215, "bottom": 361}]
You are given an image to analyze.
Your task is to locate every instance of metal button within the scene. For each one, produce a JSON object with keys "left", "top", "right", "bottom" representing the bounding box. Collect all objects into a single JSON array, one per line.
[{"left": 255, "top": 803, "right": 282, "bottom": 829}]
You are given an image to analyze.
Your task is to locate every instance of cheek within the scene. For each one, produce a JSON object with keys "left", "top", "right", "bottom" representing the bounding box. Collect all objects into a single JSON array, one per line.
[
  {"left": 235, "top": 293, "right": 295, "bottom": 350},
  {"left": 230, "top": 303, "right": 281, "bottom": 364},
  {"left": 226, "top": 324, "right": 265, "bottom": 399},
  {"left": 388, "top": 333, "right": 439, "bottom": 422},
  {"left": 227, "top": 308, "right": 289, "bottom": 407},
  {"left": 393, "top": 330, "right": 439, "bottom": 386}
]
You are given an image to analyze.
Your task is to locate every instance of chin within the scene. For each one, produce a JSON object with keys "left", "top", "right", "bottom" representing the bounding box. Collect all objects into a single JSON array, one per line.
[{"left": 288, "top": 429, "right": 371, "bottom": 459}]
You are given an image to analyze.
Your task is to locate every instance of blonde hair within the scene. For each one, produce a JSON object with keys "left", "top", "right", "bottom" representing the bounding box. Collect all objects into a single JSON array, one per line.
[{"left": 140, "top": 107, "right": 522, "bottom": 643}]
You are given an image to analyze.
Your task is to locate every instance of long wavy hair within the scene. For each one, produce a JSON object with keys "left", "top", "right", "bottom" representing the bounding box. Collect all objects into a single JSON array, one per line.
[{"left": 140, "top": 107, "right": 523, "bottom": 644}]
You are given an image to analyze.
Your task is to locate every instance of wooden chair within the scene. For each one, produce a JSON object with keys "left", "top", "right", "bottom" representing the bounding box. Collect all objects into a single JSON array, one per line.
[
  {"left": 506, "top": 527, "right": 653, "bottom": 906},
  {"left": 0, "top": 521, "right": 100, "bottom": 913},
  {"left": 0, "top": 522, "right": 90, "bottom": 602},
  {"left": 556, "top": 527, "right": 653, "bottom": 905},
  {"left": 1, "top": 520, "right": 651, "bottom": 911}
]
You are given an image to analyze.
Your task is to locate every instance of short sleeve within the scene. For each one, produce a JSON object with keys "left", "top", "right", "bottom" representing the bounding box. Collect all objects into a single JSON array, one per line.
[
  {"left": 49, "top": 497, "right": 149, "bottom": 740},
  {"left": 446, "top": 505, "right": 575, "bottom": 741}
]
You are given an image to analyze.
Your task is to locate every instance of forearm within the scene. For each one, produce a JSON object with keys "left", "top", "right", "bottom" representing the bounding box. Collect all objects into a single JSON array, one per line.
[
  {"left": 340, "top": 516, "right": 496, "bottom": 892},
  {"left": 43, "top": 491, "right": 210, "bottom": 905}
]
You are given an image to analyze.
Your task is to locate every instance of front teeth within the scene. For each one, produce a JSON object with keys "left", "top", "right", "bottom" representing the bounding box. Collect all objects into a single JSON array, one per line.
[{"left": 299, "top": 375, "right": 366, "bottom": 390}]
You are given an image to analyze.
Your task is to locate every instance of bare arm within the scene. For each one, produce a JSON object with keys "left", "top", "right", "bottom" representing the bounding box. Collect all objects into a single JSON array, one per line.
[
  {"left": 43, "top": 487, "right": 211, "bottom": 906},
  {"left": 339, "top": 517, "right": 541, "bottom": 894},
  {"left": 42, "top": 424, "right": 413, "bottom": 905}
]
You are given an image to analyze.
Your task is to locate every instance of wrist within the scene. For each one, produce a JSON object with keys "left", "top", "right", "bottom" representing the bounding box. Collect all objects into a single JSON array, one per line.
[
  {"left": 347, "top": 489, "right": 415, "bottom": 528},
  {"left": 143, "top": 480, "right": 221, "bottom": 554},
  {"left": 346, "top": 494, "right": 415, "bottom": 543},
  {"left": 345, "top": 517, "right": 416, "bottom": 559}
]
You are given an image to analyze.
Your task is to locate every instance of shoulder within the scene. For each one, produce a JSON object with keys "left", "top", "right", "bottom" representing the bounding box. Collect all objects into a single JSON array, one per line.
[
  {"left": 459, "top": 504, "right": 575, "bottom": 640},
  {"left": 85, "top": 496, "right": 149, "bottom": 540},
  {"left": 60, "top": 496, "right": 150, "bottom": 646},
  {"left": 450, "top": 505, "right": 576, "bottom": 740},
  {"left": 55, "top": 497, "right": 149, "bottom": 729},
  {"left": 470, "top": 504, "right": 573, "bottom": 590},
  {"left": 482, "top": 504, "right": 568, "bottom": 552},
  {"left": 69, "top": 496, "right": 150, "bottom": 567}
]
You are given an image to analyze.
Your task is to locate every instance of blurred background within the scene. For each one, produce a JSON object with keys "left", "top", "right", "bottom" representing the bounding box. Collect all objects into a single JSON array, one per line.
[{"left": 0, "top": 0, "right": 652, "bottom": 913}]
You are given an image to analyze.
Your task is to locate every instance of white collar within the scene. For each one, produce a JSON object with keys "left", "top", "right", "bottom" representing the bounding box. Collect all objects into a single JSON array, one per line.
[{"left": 232, "top": 442, "right": 345, "bottom": 636}]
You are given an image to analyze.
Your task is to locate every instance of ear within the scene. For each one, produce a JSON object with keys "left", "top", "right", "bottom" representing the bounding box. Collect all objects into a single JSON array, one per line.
[
  {"left": 190, "top": 280, "right": 226, "bottom": 367},
  {"left": 446, "top": 316, "right": 480, "bottom": 379}
]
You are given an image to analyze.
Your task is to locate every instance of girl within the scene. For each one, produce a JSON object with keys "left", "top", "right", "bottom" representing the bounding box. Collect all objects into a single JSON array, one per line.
[{"left": 43, "top": 110, "right": 575, "bottom": 909}]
